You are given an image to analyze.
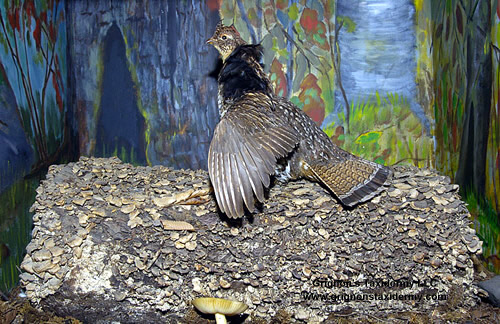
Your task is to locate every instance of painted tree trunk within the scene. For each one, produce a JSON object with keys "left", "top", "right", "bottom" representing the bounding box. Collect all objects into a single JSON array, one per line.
[
  {"left": 335, "top": 0, "right": 429, "bottom": 130},
  {"left": 67, "top": 0, "right": 220, "bottom": 169},
  {"left": 456, "top": 0, "right": 493, "bottom": 196}
]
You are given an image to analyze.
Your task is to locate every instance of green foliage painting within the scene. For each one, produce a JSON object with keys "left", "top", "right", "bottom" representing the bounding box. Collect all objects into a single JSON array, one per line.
[
  {"left": 490, "top": 2, "right": 500, "bottom": 228},
  {"left": 221, "top": 0, "right": 336, "bottom": 126},
  {"left": 415, "top": 0, "right": 500, "bottom": 271},
  {"left": 330, "top": 92, "right": 432, "bottom": 167},
  {"left": 219, "top": 0, "right": 433, "bottom": 168},
  {"left": 483, "top": 0, "right": 500, "bottom": 271}
]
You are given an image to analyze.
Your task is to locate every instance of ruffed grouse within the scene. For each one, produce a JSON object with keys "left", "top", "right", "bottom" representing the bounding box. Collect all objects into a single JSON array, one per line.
[{"left": 206, "top": 23, "right": 391, "bottom": 218}]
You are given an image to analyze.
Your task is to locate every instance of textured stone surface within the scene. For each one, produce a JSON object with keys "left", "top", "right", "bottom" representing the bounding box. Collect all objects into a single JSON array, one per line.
[{"left": 21, "top": 157, "right": 484, "bottom": 323}]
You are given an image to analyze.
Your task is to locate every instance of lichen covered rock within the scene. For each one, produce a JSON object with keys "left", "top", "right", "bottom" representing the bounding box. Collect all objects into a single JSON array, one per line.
[{"left": 20, "top": 157, "right": 483, "bottom": 322}]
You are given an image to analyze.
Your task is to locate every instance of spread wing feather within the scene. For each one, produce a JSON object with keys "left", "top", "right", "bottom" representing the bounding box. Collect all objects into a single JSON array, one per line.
[
  {"left": 208, "top": 96, "right": 299, "bottom": 218},
  {"left": 230, "top": 153, "right": 245, "bottom": 216},
  {"left": 236, "top": 150, "right": 255, "bottom": 210},
  {"left": 220, "top": 151, "right": 231, "bottom": 215},
  {"left": 239, "top": 142, "right": 262, "bottom": 206}
]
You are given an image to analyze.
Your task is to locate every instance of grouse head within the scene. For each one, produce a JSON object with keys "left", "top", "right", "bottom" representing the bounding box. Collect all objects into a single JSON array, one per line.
[{"left": 206, "top": 22, "right": 246, "bottom": 61}]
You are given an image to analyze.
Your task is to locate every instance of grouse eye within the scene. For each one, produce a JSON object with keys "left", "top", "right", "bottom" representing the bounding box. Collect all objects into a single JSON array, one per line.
[{"left": 221, "top": 35, "right": 227, "bottom": 40}]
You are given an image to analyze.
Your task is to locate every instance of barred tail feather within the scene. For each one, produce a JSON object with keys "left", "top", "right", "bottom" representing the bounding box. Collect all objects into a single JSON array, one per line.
[{"left": 305, "top": 159, "right": 391, "bottom": 207}]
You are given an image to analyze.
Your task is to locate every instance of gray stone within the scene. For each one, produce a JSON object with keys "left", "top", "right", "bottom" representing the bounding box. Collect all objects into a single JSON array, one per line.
[
  {"left": 478, "top": 275, "right": 500, "bottom": 307},
  {"left": 18, "top": 157, "right": 484, "bottom": 323}
]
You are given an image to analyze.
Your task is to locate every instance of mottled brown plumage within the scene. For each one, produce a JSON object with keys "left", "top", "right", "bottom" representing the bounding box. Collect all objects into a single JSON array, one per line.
[{"left": 207, "top": 23, "right": 391, "bottom": 218}]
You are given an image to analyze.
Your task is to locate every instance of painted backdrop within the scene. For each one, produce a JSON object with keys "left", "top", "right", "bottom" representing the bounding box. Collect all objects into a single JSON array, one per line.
[
  {"left": 0, "top": 0, "right": 71, "bottom": 292},
  {"left": 221, "top": 0, "right": 500, "bottom": 270},
  {"left": 0, "top": 0, "right": 70, "bottom": 192},
  {"left": 1, "top": 0, "right": 500, "bottom": 292},
  {"left": 220, "top": 0, "right": 433, "bottom": 170},
  {"left": 68, "top": 0, "right": 220, "bottom": 169}
]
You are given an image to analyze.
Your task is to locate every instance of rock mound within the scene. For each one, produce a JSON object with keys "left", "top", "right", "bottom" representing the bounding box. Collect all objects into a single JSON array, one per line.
[{"left": 20, "top": 157, "right": 483, "bottom": 322}]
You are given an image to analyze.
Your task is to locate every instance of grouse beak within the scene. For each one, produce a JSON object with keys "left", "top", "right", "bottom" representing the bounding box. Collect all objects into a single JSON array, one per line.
[{"left": 206, "top": 37, "right": 215, "bottom": 45}]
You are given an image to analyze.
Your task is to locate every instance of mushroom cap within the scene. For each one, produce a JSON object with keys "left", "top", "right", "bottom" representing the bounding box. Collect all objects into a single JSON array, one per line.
[{"left": 192, "top": 297, "right": 248, "bottom": 316}]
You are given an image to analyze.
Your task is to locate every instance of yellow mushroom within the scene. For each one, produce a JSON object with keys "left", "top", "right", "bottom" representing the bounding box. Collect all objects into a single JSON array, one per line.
[{"left": 192, "top": 297, "right": 248, "bottom": 324}]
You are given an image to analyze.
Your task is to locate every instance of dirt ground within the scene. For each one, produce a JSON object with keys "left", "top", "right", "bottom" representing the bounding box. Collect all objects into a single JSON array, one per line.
[
  {"left": 1, "top": 286, "right": 499, "bottom": 324},
  {"left": 1, "top": 256, "right": 499, "bottom": 324}
]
